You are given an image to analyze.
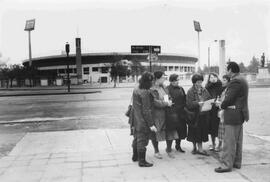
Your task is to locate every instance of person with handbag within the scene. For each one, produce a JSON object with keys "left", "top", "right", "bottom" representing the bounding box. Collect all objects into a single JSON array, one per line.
[
  {"left": 166, "top": 74, "right": 187, "bottom": 153},
  {"left": 150, "top": 71, "right": 177, "bottom": 159},
  {"left": 186, "top": 73, "right": 212, "bottom": 156},
  {"left": 131, "top": 72, "right": 157, "bottom": 167}
]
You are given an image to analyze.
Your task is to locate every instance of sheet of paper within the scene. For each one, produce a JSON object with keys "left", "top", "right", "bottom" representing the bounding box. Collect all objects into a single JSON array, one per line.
[{"left": 201, "top": 99, "right": 215, "bottom": 112}]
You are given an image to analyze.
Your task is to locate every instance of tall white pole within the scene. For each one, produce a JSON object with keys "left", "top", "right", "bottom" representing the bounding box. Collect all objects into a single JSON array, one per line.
[
  {"left": 28, "top": 31, "right": 32, "bottom": 67},
  {"left": 197, "top": 32, "right": 200, "bottom": 72},
  {"left": 219, "top": 40, "right": 226, "bottom": 77}
]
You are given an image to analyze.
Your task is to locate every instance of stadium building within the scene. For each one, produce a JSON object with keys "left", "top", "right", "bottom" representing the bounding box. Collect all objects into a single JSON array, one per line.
[{"left": 22, "top": 38, "right": 197, "bottom": 86}]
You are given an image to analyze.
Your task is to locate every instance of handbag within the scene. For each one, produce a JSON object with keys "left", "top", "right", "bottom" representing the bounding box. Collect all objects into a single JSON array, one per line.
[
  {"left": 125, "top": 94, "right": 133, "bottom": 117},
  {"left": 125, "top": 105, "right": 132, "bottom": 117},
  {"left": 183, "top": 107, "right": 196, "bottom": 126}
]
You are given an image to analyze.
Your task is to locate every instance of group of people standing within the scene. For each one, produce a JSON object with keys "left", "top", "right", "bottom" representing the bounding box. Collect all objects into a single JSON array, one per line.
[{"left": 129, "top": 61, "right": 249, "bottom": 173}]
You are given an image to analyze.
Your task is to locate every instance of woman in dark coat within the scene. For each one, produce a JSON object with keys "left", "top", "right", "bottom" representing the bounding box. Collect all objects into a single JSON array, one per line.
[
  {"left": 166, "top": 74, "right": 187, "bottom": 153},
  {"left": 130, "top": 72, "right": 157, "bottom": 167},
  {"left": 186, "top": 73, "right": 212, "bottom": 156},
  {"left": 205, "top": 73, "right": 223, "bottom": 150}
]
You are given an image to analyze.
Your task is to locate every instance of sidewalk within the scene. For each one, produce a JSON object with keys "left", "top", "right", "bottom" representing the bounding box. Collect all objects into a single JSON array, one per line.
[{"left": 0, "top": 128, "right": 268, "bottom": 182}]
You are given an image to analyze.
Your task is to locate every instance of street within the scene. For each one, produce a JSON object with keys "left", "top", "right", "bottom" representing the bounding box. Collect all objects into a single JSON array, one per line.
[{"left": 0, "top": 87, "right": 269, "bottom": 136}]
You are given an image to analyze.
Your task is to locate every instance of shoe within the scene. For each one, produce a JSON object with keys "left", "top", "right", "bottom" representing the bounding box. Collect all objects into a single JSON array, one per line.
[
  {"left": 138, "top": 151, "right": 153, "bottom": 167},
  {"left": 214, "top": 147, "right": 221, "bottom": 152},
  {"left": 215, "top": 167, "right": 232, "bottom": 173},
  {"left": 209, "top": 145, "right": 215, "bottom": 151},
  {"left": 233, "top": 164, "right": 241, "bottom": 169},
  {"left": 191, "top": 149, "right": 197, "bottom": 155},
  {"left": 196, "top": 150, "right": 209, "bottom": 156},
  {"left": 167, "top": 152, "right": 175, "bottom": 158},
  {"left": 177, "top": 147, "right": 185, "bottom": 153},
  {"left": 154, "top": 152, "right": 162, "bottom": 159}
]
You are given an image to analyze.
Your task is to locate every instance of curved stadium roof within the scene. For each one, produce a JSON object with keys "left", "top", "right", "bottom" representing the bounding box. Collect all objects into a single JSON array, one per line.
[{"left": 22, "top": 52, "right": 198, "bottom": 67}]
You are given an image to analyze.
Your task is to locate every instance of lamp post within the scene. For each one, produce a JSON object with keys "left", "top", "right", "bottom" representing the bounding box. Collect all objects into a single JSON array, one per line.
[
  {"left": 193, "top": 20, "right": 202, "bottom": 72},
  {"left": 65, "top": 42, "right": 70, "bottom": 93},
  {"left": 24, "top": 19, "right": 35, "bottom": 67}
]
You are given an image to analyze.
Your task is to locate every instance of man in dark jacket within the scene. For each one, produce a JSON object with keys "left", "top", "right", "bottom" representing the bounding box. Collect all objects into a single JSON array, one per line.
[{"left": 215, "top": 62, "right": 249, "bottom": 173}]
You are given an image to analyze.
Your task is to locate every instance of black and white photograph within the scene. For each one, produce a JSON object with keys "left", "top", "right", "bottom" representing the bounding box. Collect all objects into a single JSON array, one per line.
[{"left": 0, "top": 0, "right": 269, "bottom": 181}]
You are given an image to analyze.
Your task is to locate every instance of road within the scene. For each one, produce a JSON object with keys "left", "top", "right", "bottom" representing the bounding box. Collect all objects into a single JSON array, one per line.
[{"left": 0, "top": 87, "right": 269, "bottom": 135}]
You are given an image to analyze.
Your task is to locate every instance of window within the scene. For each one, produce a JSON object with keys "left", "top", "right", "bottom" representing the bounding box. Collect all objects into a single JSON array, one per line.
[
  {"left": 92, "top": 67, "right": 98, "bottom": 72},
  {"left": 175, "top": 66, "right": 179, "bottom": 71},
  {"left": 163, "top": 66, "right": 168, "bottom": 71},
  {"left": 180, "top": 66, "right": 183, "bottom": 72},
  {"left": 101, "top": 67, "right": 109, "bottom": 73},
  {"left": 184, "top": 66, "right": 187, "bottom": 72},
  {"left": 83, "top": 67, "right": 89, "bottom": 75},
  {"left": 169, "top": 66, "right": 173, "bottom": 71},
  {"left": 58, "top": 69, "right": 65, "bottom": 74}
]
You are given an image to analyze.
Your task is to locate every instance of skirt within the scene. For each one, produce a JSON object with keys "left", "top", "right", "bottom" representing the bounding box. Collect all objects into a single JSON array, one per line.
[
  {"left": 155, "top": 130, "right": 179, "bottom": 142},
  {"left": 187, "top": 114, "right": 209, "bottom": 143}
]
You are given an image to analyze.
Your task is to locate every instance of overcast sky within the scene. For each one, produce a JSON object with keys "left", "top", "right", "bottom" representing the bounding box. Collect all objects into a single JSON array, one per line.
[{"left": 0, "top": 0, "right": 269, "bottom": 67}]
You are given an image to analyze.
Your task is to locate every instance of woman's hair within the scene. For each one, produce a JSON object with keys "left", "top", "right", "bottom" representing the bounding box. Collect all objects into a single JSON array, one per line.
[
  {"left": 139, "top": 72, "right": 154, "bottom": 89},
  {"left": 191, "top": 73, "right": 204, "bottom": 84},
  {"left": 222, "top": 74, "right": 231, "bottom": 82},
  {"left": 206, "top": 72, "right": 219, "bottom": 85},
  {"left": 153, "top": 71, "right": 164, "bottom": 80},
  {"left": 169, "top": 74, "right": 179, "bottom": 82}
]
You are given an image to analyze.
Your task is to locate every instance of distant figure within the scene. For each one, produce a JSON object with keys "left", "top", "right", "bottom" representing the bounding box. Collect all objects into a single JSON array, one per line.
[{"left": 261, "top": 53, "right": 265, "bottom": 68}]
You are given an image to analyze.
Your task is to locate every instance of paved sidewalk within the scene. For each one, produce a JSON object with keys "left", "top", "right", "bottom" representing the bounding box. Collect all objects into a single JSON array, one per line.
[{"left": 0, "top": 129, "right": 266, "bottom": 182}]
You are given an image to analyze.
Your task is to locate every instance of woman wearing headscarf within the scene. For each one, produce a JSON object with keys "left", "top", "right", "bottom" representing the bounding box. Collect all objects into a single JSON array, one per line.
[
  {"left": 205, "top": 73, "right": 223, "bottom": 151},
  {"left": 131, "top": 71, "right": 157, "bottom": 167},
  {"left": 166, "top": 74, "right": 187, "bottom": 153},
  {"left": 186, "top": 73, "right": 211, "bottom": 156},
  {"left": 150, "top": 71, "right": 178, "bottom": 158}
]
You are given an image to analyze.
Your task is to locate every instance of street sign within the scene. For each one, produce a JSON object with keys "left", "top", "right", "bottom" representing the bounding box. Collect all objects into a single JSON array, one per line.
[
  {"left": 131, "top": 45, "right": 161, "bottom": 54},
  {"left": 193, "top": 20, "right": 202, "bottom": 32},
  {"left": 24, "top": 19, "right": 35, "bottom": 31}
]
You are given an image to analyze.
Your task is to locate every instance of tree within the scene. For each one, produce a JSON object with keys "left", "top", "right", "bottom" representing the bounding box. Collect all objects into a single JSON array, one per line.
[
  {"left": 239, "top": 62, "right": 247, "bottom": 73},
  {"left": 247, "top": 56, "right": 259, "bottom": 73},
  {"left": 110, "top": 60, "right": 130, "bottom": 88}
]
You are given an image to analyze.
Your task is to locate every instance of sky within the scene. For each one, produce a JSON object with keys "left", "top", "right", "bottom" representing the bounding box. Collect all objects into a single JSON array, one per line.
[{"left": 0, "top": 0, "right": 269, "bottom": 67}]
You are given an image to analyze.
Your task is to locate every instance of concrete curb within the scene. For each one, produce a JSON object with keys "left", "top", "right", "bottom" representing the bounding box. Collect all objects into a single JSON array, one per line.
[{"left": 0, "top": 91, "right": 101, "bottom": 97}]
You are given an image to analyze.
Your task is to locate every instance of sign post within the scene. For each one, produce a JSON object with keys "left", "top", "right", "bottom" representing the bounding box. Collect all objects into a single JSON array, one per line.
[
  {"left": 131, "top": 45, "right": 161, "bottom": 72},
  {"left": 24, "top": 19, "right": 35, "bottom": 67}
]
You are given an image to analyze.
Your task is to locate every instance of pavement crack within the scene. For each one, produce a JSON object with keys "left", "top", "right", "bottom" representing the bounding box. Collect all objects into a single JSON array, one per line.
[{"left": 105, "top": 130, "right": 113, "bottom": 148}]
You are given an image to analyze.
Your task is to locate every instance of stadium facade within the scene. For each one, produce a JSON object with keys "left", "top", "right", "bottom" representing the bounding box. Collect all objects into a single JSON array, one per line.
[{"left": 22, "top": 52, "right": 197, "bottom": 86}]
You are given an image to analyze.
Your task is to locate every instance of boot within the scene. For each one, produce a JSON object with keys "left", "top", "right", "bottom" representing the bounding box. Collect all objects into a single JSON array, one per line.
[
  {"left": 138, "top": 151, "right": 153, "bottom": 167},
  {"left": 132, "top": 147, "right": 138, "bottom": 162}
]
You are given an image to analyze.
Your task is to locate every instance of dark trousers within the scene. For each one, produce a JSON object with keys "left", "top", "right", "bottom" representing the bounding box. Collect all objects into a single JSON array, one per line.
[
  {"left": 132, "top": 131, "right": 149, "bottom": 153},
  {"left": 221, "top": 124, "right": 243, "bottom": 169}
]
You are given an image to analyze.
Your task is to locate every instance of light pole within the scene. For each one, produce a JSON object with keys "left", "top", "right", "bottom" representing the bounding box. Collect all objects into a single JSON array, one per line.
[
  {"left": 193, "top": 20, "right": 202, "bottom": 72},
  {"left": 24, "top": 19, "right": 35, "bottom": 67},
  {"left": 65, "top": 42, "right": 70, "bottom": 93}
]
